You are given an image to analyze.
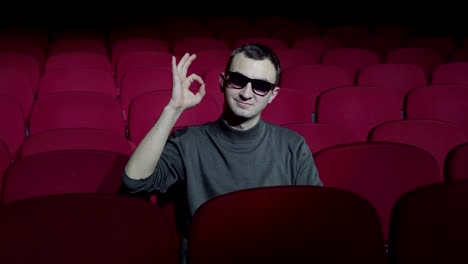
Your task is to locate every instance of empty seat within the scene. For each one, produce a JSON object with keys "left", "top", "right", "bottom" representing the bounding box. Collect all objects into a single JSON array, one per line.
[
  {"left": 282, "top": 122, "right": 361, "bottom": 153},
  {"left": 187, "top": 49, "right": 231, "bottom": 77},
  {"left": 0, "top": 52, "right": 41, "bottom": 91},
  {"left": 45, "top": 52, "right": 112, "bottom": 73},
  {"left": 19, "top": 128, "right": 135, "bottom": 157},
  {"left": 29, "top": 92, "right": 126, "bottom": 137},
  {"left": 111, "top": 37, "right": 169, "bottom": 68},
  {"left": 405, "top": 84, "right": 468, "bottom": 134},
  {"left": 187, "top": 185, "right": 387, "bottom": 264},
  {"left": 115, "top": 51, "right": 173, "bottom": 91},
  {"left": 320, "top": 48, "right": 381, "bottom": 80},
  {"left": 261, "top": 88, "right": 315, "bottom": 125},
  {"left": 431, "top": 62, "right": 468, "bottom": 86},
  {"left": 0, "top": 95, "right": 27, "bottom": 159},
  {"left": 445, "top": 142, "right": 468, "bottom": 181},
  {"left": 386, "top": 48, "right": 445, "bottom": 78},
  {"left": 350, "top": 34, "right": 405, "bottom": 61},
  {"left": 0, "top": 67, "right": 35, "bottom": 119},
  {"left": 314, "top": 142, "right": 442, "bottom": 240},
  {"left": 315, "top": 86, "right": 402, "bottom": 140},
  {"left": 274, "top": 48, "right": 321, "bottom": 70},
  {"left": 357, "top": 63, "right": 427, "bottom": 107},
  {"left": 0, "top": 193, "right": 180, "bottom": 264},
  {"left": 280, "top": 65, "right": 354, "bottom": 114},
  {"left": 1, "top": 150, "right": 129, "bottom": 203},
  {"left": 369, "top": 119, "right": 468, "bottom": 178},
  {"left": 119, "top": 67, "right": 173, "bottom": 121},
  {"left": 388, "top": 180, "right": 468, "bottom": 264},
  {"left": 37, "top": 69, "right": 117, "bottom": 97}
]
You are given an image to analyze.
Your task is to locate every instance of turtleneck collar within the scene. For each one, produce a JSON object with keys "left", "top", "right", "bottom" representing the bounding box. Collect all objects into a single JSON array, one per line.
[{"left": 215, "top": 117, "right": 266, "bottom": 144}]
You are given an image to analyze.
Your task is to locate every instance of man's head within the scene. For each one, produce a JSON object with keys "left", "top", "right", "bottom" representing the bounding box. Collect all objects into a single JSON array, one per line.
[{"left": 219, "top": 43, "right": 281, "bottom": 128}]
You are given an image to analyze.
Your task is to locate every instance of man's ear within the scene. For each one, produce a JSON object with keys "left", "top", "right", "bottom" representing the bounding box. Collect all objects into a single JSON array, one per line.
[
  {"left": 219, "top": 72, "right": 225, "bottom": 93},
  {"left": 268, "top": 86, "right": 280, "bottom": 104}
]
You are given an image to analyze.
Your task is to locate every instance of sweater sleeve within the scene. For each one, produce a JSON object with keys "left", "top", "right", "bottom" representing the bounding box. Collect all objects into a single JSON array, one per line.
[
  {"left": 294, "top": 138, "right": 323, "bottom": 186},
  {"left": 121, "top": 129, "right": 187, "bottom": 194}
]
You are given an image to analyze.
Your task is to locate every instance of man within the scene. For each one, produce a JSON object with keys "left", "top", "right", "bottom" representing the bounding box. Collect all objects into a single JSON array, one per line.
[{"left": 122, "top": 43, "right": 322, "bottom": 261}]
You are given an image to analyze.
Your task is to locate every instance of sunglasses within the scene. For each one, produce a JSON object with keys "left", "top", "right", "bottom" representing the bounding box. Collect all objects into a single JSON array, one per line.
[{"left": 224, "top": 71, "right": 276, "bottom": 96}]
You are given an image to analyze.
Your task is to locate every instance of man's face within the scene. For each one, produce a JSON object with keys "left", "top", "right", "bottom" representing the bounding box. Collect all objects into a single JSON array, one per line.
[{"left": 220, "top": 53, "right": 280, "bottom": 121}]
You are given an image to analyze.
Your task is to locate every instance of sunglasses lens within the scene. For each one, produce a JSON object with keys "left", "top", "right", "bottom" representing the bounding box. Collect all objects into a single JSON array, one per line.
[
  {"left": 228, "top": 72, "right": 249, "bottom": 88},
  {"left": 252, "top": 80, "right": 273, "bottom": 94}
]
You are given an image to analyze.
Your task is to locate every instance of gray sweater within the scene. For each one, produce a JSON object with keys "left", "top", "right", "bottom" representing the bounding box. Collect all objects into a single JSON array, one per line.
[{"left": 122, "top": 118, "right": 322, "bottom": 217}]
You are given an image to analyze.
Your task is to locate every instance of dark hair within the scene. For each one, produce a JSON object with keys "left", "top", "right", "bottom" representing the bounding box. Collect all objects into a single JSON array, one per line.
[{"left": 224, "top": 43, "right": 281, "bottom": 84}]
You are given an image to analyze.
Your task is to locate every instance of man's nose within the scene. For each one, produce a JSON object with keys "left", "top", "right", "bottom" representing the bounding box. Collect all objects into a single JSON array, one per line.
[{"left": 239, "top": 82, "right": 254, "bottom": 98}]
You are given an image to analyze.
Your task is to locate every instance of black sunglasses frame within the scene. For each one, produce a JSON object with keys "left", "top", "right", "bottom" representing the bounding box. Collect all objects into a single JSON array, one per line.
[{"left": 223, "top": 71, "right": 276, "bottom": 96}]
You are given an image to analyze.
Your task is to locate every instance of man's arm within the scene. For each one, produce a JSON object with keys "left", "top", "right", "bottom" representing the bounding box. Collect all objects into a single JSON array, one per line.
[
  {"left": 294, "top": 138, "right": 323, "bottom": 186},
  {"left": 124, "top": 53, "right": 206, "bottom": 180}
]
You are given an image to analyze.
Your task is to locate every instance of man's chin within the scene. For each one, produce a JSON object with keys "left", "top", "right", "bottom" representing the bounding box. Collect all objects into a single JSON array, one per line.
[{"left": 232, "top": 108, "right": 255, "bottom": 119}]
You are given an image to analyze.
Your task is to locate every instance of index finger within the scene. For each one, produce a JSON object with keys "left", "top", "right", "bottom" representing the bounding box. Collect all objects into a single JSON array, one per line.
[{"left": 181, "top": 54, "right": 197, "bottom": 76}]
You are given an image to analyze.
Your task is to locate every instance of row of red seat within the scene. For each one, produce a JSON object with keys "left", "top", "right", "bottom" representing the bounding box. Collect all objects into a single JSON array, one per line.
[
  {"left": 2, "top": 81, "right": 467, "bottom": 162},
  {"left": 1, "top": 180, "right": 467, "bottom": 263},
  {"left": 1, "top": 19, "right": 467, "bottom": 76},
  {"left": 2, "top": 51, "right": 468, "bottom": 120},
  {"left": 2, "top": 39, "right": 467, "bottom": 78}
]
